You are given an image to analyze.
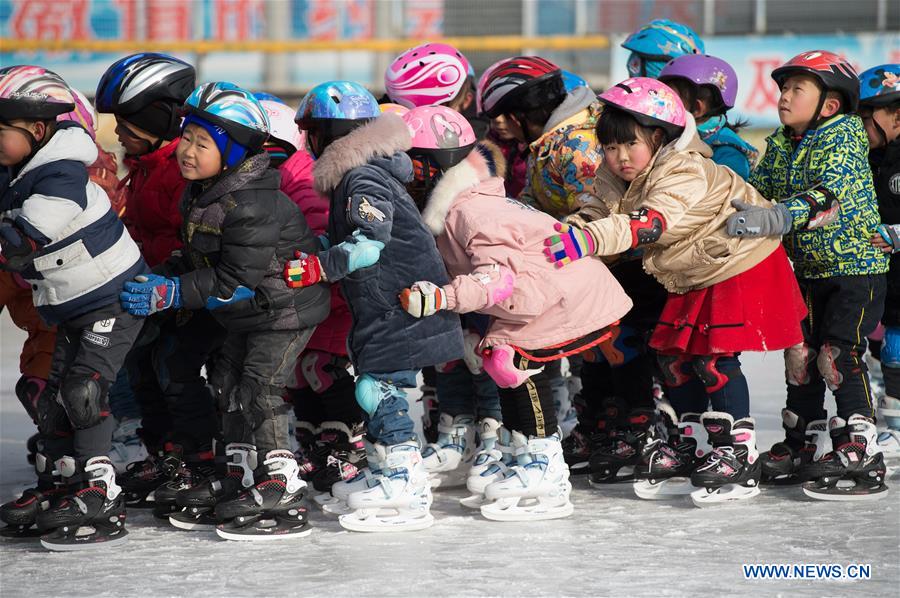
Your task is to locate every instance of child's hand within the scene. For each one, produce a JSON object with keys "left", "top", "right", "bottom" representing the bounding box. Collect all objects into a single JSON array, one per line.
[
  {"left": 873, "top": 224, "right": 900, "bottom": 253},
  {"left": 543, "top": 222, "right": 597, "bottom": 268},
  {"left": 399, "top": 281, "right": 445, "bottom": 318},
  {"left": 726, "top": 200, "right": 792, "bottom": 238}
]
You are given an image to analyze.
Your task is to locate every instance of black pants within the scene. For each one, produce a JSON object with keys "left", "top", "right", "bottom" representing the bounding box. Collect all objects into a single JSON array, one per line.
[
  {"left": 289, "top": 352, "right": 362, "bottom": 426},
  {"left": 785, "top": 275, "right": 886, "bottom": 428},
  {"left": 210, "top": 327, "right": 314, "bottom": 456},
  {"left": 37, "top": 304, "right": 143, "bottom": 465}
]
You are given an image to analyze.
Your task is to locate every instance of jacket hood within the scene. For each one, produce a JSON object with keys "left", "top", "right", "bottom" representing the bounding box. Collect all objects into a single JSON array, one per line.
[
  {"left": 313, "top": 112, "right": 413, "bottom": 194},
  {"left": 11, "top": 122, "right": 98, "bottom": 185},
  {"left": 422, "top": 140, "right": 507, "bottom": 236},
  {"left": 543, "top": 86, "right": 597, "bottom": 134},
  {"left": 185, "top": 151, "right": 274, "bottom": 208}
]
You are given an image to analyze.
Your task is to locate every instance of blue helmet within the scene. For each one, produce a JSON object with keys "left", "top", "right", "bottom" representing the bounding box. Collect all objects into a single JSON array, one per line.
[
  {"left": 622, "top": 19, "right": 705, "bottom": 79},
  {"left": 561, "top": 70, "right": 589, "bottom": 93},
  {"left": 253, "top": 91, "right": 286, "bottom": 104},
  {"left": 859, "top": 64, "right": 900, "bottom": 108},
  {"left": 294, "top": 81, "right": 380, "bottom": 128}
]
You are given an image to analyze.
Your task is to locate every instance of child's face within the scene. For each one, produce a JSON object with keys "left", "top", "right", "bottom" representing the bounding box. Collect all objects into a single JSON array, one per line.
[
  {"left": 0, "top": 120, "right": 41, "bottom": 166},
  {"left": 115, "top": 116, "right": 159, "bottom": 156},
  {"left": 602, "top": 137, "right": 655, "bottom": 182},
  {"left": 176, "top": 123, "right": 222, "bottom": 180},
  {"left": 860, "top": 105, "right": 900, "bottom": 148},
  {"left": 490, "top": 115, "right": 516, "bottom": 141},
  {"left": 777, "top": 75, "right": 824, "bottom": 131}
]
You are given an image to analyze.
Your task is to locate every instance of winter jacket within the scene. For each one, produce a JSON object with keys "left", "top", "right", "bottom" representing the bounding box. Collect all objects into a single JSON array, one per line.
[
  {"left": 697, "top": 116, "right": 759, "bottom": 181},
  {"left": 422, "top": 141, "right": 632, "bottom": 349},
  {"left": 487, "top": 130, "right": 529, "bottom": 199},
  {"left": 278, "top": 149, "right": 350, "bottom": 355},
  {"left": 520, "top": 86, "right": 604, "bottom": 219},
  {"left": 871, "top": 140, "right": 900, "bottom": 326},
  {"left": 313, "top": 113, "right": 464, "bottom": 374},
  {"left": 0, "top": 123, "right": 146, "bottom": 325},
  {"left": 581, "top": 115, "right": 781, "bottom": 295},
  {"left": 163, "top": 152, "right": 329, "bottom": 333},
  {"left": 750, "top": 114, "right": 889, "bottom": 280},
  {"left": 121, "top": 139, "right": 187, "bottom": 267}
]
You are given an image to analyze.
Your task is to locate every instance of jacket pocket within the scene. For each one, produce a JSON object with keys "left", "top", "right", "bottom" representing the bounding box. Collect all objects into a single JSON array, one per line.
[
  {"left": 693, "top": 236, "right": 737, "bottom": 266},
  {"left": 32, "top": 240, "right": 105, "bottom": 305},
  {"left": 495, "top": 270, "right": 561, "bottom": 322}
]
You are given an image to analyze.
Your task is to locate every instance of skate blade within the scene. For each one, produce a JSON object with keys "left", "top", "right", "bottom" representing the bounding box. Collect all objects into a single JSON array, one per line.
[
  {"left": 459, "top": 493, "right": 490, "bottom": 509},
  {"left": 40, "top": 528, "right": 129, "bottom": 551},
  {"left": 480, "top": 497, "right": 574, "bottom": 522},
  {"left": 338, "top": 511, "right": 434, "bottom": 533},
  {"left": 216, "top": 522, "right": 312, "bottom": 541},
  {"left": 428, "top": 470, "right": 467, "bottom": 490},
  {"left": 169, "top": 514, "right": 217, "bottom": 531},
  {"left": 760, "top": 475, "right": 803, "bottom": 487},
  {"left": 691, "top": 484, "right": 760, "bottom": 507},
  {"left": 320, "top": 500, "right": 354, "bottom": 516},
  {"left": 566, "top": 461, "right": 591, "bottom": 476},
  {"left": 801, "top": 481, "right": 890, "bottom": 502},
  {"left": 633, "top": 478, "right": 695, "bottom": 500}
]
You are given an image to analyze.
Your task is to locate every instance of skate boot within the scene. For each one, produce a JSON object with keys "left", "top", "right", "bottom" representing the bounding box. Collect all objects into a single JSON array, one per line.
[
  {"left": 152, "top": 449, "right": 217, "bottom": 520},
  {"left": 634, "top": 405, "right": 712, "bottom": 500},
  {"left": 339, "top": 441, "right": 434, "bottom": 532},
  {"left": 561, "top": 391, "right": 596, "bottom": 475},
  {"left": 118, "top": 442, "right": 184, "bottom": 508},
  {"left": 108, "top": 418, "right": 149, "bottom": 474},
  {"left": 38, "top": 457, "right": 128, "bottom": 551},
  {"left": 1, "top": 454, "right": 73, "bottom": 538},
  {"left": 551, "top": 371, "right": 577, "bottom": 438},
  {"left": 480, "top": 431, "right": 573, "bottom": 521},
  {"left": 878, "top": 395, "right": 900, "bottom": 459},
  {"left": 420, "top": 384, "right": 439, "bottom": 444},
  {"left": 215, "top": 450, "right": 310, "bottom": 541},
  {"left": 422, "top": 413, "right": 477, "bottom": 489},
  {"left": 802, "top": 415, "right": 889, "bottom": 501},
  {"left": 293, "top": 420, "right": 320, "bottom": 478},
  {"left": 460, "top": 420, "right": 515, "bottom": 509},
  {"left": 588, "top": 407, "right": 655, "bottom": 486},
  {"left": 307, "top": 421, "right": 366, "bottom": 494},
  {"left": 169, "top": 443, "right": 257, "bottom": 531},
  {"left": 690, "top": 412, "right": 761, "bottom": 506},
  {"left": 761, "top": 410, "right": 831, "bottom": 485}
]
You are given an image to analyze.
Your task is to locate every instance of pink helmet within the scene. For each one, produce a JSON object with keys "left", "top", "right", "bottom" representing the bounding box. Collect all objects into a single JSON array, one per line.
[
  {"left": 57, "top": 88, "right": 98, "bottom": 140},
  {"left": 379, "top": 102, "right": 410, "bottom": 116},
  {"left": 598, "top": 77, "right": 687, "bottom": 137},
  {"left": 402, "top": 105, "right": 476, "bottom": 171},
  {"left": 260, "top": 99, "right": 303, "bottom": 152},
  {"left": 385, "top": 42, "right": 472, "bottom": 109}
]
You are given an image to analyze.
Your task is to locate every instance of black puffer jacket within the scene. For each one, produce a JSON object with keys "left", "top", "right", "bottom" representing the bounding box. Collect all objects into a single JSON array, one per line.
[
  {"left": 872, "top": 140, "right": 900, "bottom": 326},
  {"left": 164, "top": 152, "right": 330, "bottom": 332}
]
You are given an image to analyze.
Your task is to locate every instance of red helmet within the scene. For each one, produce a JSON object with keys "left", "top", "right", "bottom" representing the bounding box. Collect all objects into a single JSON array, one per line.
[
  {"left": 479, "top": 56, "right": 564, "bottom": 118},
  {"left": 771, "top": 50, "right": 860, "bottom": 112}
]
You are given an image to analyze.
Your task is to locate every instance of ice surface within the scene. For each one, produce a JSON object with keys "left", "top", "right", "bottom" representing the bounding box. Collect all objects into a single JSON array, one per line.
[{"left": 1, "top": 314, "right": 898, "bottom": 597}]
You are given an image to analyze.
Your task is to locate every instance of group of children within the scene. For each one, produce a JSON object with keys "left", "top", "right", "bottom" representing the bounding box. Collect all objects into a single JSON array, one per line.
[{"left": 0, "top": 18, "right": 898, "bottom": 550}]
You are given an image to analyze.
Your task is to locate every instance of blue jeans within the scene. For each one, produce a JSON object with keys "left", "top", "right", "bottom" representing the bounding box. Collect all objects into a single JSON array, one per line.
[
  {"left": 435, "top": 363, "right": 501, "bottom": 420},
  {"left": 366, "top": 370, "right": 418, "bottom": 445}
]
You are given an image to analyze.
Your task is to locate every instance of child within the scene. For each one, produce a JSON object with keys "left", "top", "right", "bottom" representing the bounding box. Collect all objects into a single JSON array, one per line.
[
  {"left": 259, "top": 96, "right": 367, "bottom": 494},
  {"left": 622, "top": 19, "right": 705, "bottom": 79},
  {"left": 545, "top": 77, "right": 807, "bottom": 506},
  {"left": 858, "top": 64, "right": 900, "bottom": 456},
  {"left": 398, "top": 105, "right": 632, "bottom": 520},
  {"left": 284, "top": 81, "right": 464, "bottom": 532},
  {"left": 0, "top": 66, "right": 147, "bottom": 548},
  {"left": 731, "top": 52, "right": 890, "bottom": 500},
  {"left": 659, "top": 54, "right": 758, "bottom": 180},
  {"left": 120, "top": 82, "right": 331, "bottom": 540}
]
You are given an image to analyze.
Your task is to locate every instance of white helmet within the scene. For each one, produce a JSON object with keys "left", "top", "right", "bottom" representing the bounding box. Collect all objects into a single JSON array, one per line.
[{"left": 260, "top": 99, "right": 303, "bottom": 152}]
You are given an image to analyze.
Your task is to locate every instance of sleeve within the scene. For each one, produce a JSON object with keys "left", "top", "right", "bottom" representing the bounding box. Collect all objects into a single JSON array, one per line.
[
  {"left": 713, "top": 146, "right": 751, "bottom": 181},
  {"left": 749, "top": 147, "right": 776, "bottom": 201},
  {"left": 440, "top": 223, "right": 515, "bottom": 314},
  {"left": 15, "top": 165, "right": 88, "bottom": 244},
  {"left": 178, "top": 200, "right": 279, "bottom": 310}
]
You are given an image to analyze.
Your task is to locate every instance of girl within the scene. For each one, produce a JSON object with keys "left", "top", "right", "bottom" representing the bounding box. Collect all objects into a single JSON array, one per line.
[
  {"left": 545, "top": 78, "right": 807, "bottom": 506},
  {"left": 659, "top": 54, "right": 758, "bottom": 180},
  {"left": 398, "top": 106, "right": 632, "bottom": 521}
]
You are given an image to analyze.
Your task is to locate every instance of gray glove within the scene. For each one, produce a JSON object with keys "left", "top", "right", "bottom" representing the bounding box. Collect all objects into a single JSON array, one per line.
[{"left": 726, "top": 200, "right": 793, "bottom": 238}]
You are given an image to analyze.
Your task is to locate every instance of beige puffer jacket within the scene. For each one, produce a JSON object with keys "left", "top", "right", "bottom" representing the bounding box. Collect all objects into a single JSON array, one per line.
[{"left": 578, "top": 115, "right": 781, "bottom": 294}]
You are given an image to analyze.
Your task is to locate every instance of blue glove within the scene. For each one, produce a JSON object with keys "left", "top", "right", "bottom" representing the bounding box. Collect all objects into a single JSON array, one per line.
[
  {"left": 120, "top": 274, "right": 181, "bottom": 316},
  {"left": 337, "top": 230, "right": 385, "bottom": 274},
  {"left": 884, "top": 326, "right": 900, "bottom": 368}
]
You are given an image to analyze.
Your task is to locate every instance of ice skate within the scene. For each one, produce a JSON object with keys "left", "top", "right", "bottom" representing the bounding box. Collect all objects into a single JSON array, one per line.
[
  {"left": 317, "top": 438, "right": 385, "bottom": 515},
  {"left": 422, "top": 413, "right": 476, "bottom": 489},
  {"left": 153, "top": 450, "right": 216, "bottom": 521},
  {"left": 878, "top": 396, "right": 900, "bottom": 460},
  {"left": 460, "top": 419, "right": 514, "bottom": 509},
  {"left": 589, "top": 407, "right": 655, "bottom": 486},
  {"left": 215, "top": 450, "right": 310, "bottom": 541},
  {"left": 634, "top": 405, "right": 711, "bottom": 500},
  {"left": 293, "top": 420, "right": 320, "bottom": 478},
  {"left": 118, "top": 443, "right": 184, "bottom": 508},
  {"left": 1, "top": 454, "right": 73, "bottom": 538},
  {"left": 307, "top": 421, "right": 367, "bottom": 494},
  {"left": 761, "top": 410, "right": 831, "bottom": 485},
  {"left": 420, "top": 383, "right": 439, "bottom": 444},
  {"left": 690, "top": 412, "right": 761, "bottom": 507},
  {"left": 802, "top": 415, "right": 889, "bottom": 501},
  {"left": 169, "top": 443, "right": 257, "bottom": 531},
  {"left": 108, "top": 418, "right": 149, "bottom": 474},
  {"left": 339, "top": 441, "right": 434, "bottom": 532},
  {"left": 480, "top": 431, "right": 573, "bottom": 522},
  {"left": 560, "top": 391, "right": 595, "bottom": 475},
  {"left": 38, "top": 457, "right": 128, "bottom": 551}
]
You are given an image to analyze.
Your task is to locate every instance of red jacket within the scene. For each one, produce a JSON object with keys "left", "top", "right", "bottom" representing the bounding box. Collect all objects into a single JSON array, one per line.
[
  {"left": 121, "top": 139, "right": 186, "bottom": 267},
  {"left": 89, "top": 145, "right": 126, "bottom": 217},
  {"left": 279, "top": 150, "right": 350, "bottom": 356}
]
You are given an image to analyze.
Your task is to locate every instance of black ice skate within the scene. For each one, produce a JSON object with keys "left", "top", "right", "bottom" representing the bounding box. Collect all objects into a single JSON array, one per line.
[
  {"left": 118, "top": 443, "right": 184, "bottom": 508},
  {"left": 308, "top": 421, "right": 367, "bottom": 494},
  {"left": 690, "top": 412, "right": 761, "bottom": 507},
  {"left": 760, "top": 409, "right": 830, "bottom": 485},
  {"left": 1, "top": 454, "right": 73, "bottom": 538},
  {"left": 151, "top": 449, "right": 216, "bottom": 520},
  {"left": 588, "top": 405, "right": 654, "bottom": 486}
]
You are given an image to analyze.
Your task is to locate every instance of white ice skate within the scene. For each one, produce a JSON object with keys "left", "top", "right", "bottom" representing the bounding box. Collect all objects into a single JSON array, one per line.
[
  {"left": 878, "top": 395, "right": 900, "bottom": 462},
  {"left": 690, "top": 413, "right": 761, "bottom": 507},
  {"left": 422, "top": 413, "right": 476, "bottom": 489},
  {"left": 339, "top": 441, "right": 434, "bottom": 532},
  {"left": 459, "top": 419, "right": 513, "bottom": 509},
  {"left": 108, "top": 418, "right": 149, "bottom": 474},
  {"left": 480, "top": 431, "right": 573, "bottom": 522},
  {"left": 877, "top": 430, "right": 900, "bottom": 461}
]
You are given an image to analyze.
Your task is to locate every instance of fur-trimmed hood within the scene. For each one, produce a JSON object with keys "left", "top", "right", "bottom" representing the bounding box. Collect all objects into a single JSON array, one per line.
[
  {"left": 313, "top": 112, "right": 413, "bottom": 194},
  {"left": 421, "top": 140, "right": 507, "bottom": 236}
]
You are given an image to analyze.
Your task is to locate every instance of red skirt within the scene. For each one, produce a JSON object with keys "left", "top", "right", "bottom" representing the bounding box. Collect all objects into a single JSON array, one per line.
[{"left": 649, "top": 246, "right": 807, "bottom": 355}]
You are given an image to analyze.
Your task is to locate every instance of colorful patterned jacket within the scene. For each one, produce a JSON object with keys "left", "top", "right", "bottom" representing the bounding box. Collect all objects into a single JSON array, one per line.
[{"left": 749, "top": 114, "right": 889, "bottom": 280}]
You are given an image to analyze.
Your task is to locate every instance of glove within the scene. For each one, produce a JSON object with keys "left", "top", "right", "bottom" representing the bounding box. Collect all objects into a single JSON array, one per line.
[
  {"left": 883, "top": 326, "right": 900, "bottom": 367},
  {"left": 120, "top": 274, "right": 181, "bottom": 316},
  {"left": 543, "top": 222, "right": 597, "bottom": 268},
  {"left": 725, "top": 200, "right": 793, "bottom": 238},
  {"left": 0, "top": 224, "right": 38, "bottom": 272},
  {"left": 877, "top": 224, "right": 900, "bottom": 253},
  {"left": 338, "top": 231, "right": 385, "bottom": 273},
  {"left": 284, "top": 253, "right": 325, "bottom": 288},
  {"left": 399, "top": 281, "right": 445, "bottom": 318}
]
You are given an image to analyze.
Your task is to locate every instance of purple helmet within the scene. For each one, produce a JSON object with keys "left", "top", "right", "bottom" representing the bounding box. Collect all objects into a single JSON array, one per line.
[{"left": 658, "top": 54, "right": 738, "bottom": 109}]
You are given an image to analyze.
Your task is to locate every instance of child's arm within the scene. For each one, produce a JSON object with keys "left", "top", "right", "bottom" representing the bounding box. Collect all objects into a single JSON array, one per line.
[{"left": 748, "top": 145, "right": 775, "bottom": 200}]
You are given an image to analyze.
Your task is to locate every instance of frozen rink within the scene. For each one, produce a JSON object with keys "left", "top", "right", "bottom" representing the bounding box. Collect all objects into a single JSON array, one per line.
[{"left": 1, "top": 314, "right": 898, "bottom": 598}]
